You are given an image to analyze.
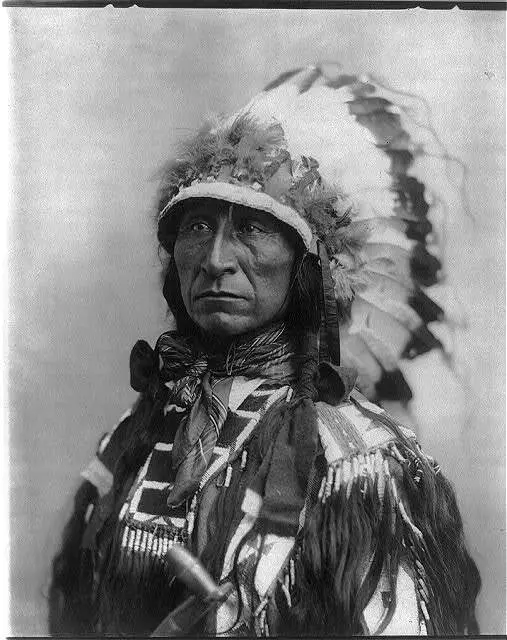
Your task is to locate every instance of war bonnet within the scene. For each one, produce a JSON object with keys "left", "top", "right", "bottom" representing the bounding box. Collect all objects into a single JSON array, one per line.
[{"left": 156, "top": 63, "right": 447, "bottom": 403}]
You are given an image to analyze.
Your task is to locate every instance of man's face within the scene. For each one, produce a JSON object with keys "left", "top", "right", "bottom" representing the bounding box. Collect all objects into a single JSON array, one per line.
[{"left": 173, "top": 200, "right": 296, "bottom": 337}]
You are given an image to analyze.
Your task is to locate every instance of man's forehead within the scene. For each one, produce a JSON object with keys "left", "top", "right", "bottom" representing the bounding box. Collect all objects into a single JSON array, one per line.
[{"left": 182, "top": 199, "right": 280, "bottom": 222}]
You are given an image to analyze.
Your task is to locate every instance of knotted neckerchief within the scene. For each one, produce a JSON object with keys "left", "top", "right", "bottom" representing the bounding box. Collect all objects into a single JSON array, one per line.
[{"left": 131, "top": 322, "right": 300, "bottom": 510}]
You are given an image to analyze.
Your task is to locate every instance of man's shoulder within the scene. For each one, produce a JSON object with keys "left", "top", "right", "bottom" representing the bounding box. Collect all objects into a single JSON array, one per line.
[{"left": 316, "top": 389, "right": 417, "bottom": 464}]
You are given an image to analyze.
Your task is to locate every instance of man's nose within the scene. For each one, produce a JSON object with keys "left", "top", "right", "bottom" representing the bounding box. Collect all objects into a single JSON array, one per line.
[{"left": 201, "top": 220, "right": 238, "bottom": 278}]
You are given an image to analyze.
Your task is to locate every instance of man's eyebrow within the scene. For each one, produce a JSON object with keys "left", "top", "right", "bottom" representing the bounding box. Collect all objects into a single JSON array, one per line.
[
  {"left": 239, "top": 210, "right": 282, "bottom": 229},
  {"left": 181, "top": 208, "right": 213, "bottom": 219}
]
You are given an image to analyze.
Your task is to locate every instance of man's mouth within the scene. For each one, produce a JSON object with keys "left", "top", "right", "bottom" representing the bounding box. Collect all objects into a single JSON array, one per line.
[{"left": 195, "top": 290, "right": 244, "bottom": 300}]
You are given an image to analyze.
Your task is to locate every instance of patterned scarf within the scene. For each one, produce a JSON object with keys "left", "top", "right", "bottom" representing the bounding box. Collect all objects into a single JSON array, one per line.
[
  {"left": 157, "top": 321, "right": 299, "bottom": 391},
  {"left": 135, "top": 321, "right": 300, "bottom": 514}
]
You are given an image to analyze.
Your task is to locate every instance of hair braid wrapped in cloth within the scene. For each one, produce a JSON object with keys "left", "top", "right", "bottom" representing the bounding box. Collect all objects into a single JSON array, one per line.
[
  {"left": 251, "top": 246, "right": 349, "bottom": 539},
  {"left": 253, "top": 332, "right": 320, "bottom": 537}
]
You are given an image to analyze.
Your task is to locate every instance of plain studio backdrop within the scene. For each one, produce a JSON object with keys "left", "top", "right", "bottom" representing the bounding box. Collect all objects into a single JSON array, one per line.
[{"left": 7, "top": 8, "right": 505, "bottom": 635}]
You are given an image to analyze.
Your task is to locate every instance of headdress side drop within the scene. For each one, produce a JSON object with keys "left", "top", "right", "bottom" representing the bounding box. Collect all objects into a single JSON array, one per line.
[{"left": 157, "top": 63, "right": 449, "bottom": 404}]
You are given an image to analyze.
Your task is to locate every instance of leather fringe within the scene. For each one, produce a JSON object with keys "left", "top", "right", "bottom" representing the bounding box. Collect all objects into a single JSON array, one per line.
[{"left": 251, "top": 442, "right": 436, "bottom": 637}]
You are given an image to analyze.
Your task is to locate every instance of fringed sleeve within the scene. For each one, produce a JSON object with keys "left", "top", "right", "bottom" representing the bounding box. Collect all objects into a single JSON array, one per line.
[{"left": 272, "top": 395, "right": 481, "bottom": 637}]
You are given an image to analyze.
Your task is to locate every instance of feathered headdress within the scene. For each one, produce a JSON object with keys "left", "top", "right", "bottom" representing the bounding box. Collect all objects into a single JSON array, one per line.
[{"left": 157, "top": 63, "right": 448, "bottom": 404}]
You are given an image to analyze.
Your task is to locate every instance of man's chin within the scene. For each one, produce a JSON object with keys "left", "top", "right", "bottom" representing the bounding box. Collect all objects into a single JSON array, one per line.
[{"left": 193, "top": 311, "right": 254, "bottom": 338}]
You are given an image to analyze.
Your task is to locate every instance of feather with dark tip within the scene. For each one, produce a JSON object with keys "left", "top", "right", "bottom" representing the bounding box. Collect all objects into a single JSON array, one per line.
[
  {"left": 409, "top": 289, "right": 445, "bottom": 324},
  {"left": 298, "top": 67, "right": 323, "bottom": 94},
  {"left": 263, "top": 68, "right": 304, "bottom": 92},
  {"left": 325, "top": 74, "right": 361, "bottom": 90},
  {"left": 392, "top": 176, "right": 430, "bottom": 219},
  {"left": 356, "top": 293, "right": 422, "bottom": 333},
  {"left": 410, "top": 244, "right": 442, "bottom": 287},
  {"left": 401, "top": 325, "right": 443, "bottom": 360},
  {"left": 355, "top": 112, "right": 411, "bottom": 149},
  {"left": 384, "top": 148, "right": 414, "bottom": 175},
  {"left": 404, "top": 218, "right": 433, "bottom": 243},
  {"left": 375, "top": 369, "right": 413, "bottom": 402}
]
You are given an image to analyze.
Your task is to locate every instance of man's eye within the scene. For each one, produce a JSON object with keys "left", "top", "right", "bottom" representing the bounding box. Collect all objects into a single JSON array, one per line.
[
  {"left": 238, "top": 221, "right": 263, "bottom": 234},
  {"left": 185, "top": 220, "right": 211, "bottom": 233}
]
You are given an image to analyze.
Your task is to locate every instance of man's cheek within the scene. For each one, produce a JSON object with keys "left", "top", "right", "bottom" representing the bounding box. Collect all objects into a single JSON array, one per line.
[{"left": 176, "top": 269, "right": 191, "bottom": 305}]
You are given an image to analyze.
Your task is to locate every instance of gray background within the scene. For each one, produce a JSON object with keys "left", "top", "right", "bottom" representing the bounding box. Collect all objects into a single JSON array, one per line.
[{"left": 8, "top": 8, "right": 505, "bottom": 635}]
